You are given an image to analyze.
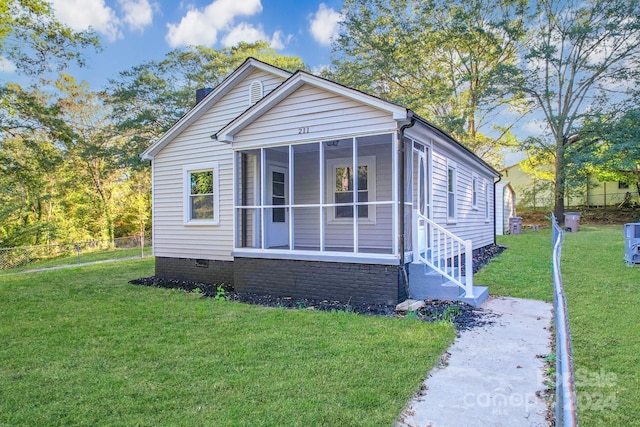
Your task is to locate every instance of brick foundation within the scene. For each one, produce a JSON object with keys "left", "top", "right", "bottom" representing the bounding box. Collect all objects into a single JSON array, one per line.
[
  {"left": 233, "top": 257, "right": 403, "bottom": 306},
  {"left": 155, "top": 257, "right": 234, "bottom": 285},
  {"left": 154, "top": 256, "right": 405, "bottom": 305}
]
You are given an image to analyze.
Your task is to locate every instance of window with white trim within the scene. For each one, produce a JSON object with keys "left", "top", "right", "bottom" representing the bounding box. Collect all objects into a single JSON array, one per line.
[
  {"left": 447, "top": 162, "right": 457, "bottom": 220},
  {"left": 326, "top": 156, "right": 376, "bottom": 222},
  {"left": 183, "top": 162, "right": 219, "bottom": 225},
  {"left": 484, "top": 181, "right": 490, "bottom": 222},
  {"left": 472, "top": 174, "right": 479, "bottom": 209}
]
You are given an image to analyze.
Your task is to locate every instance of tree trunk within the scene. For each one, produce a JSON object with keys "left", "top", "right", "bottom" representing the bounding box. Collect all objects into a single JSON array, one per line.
[
  {"left": 104, "top": 205, "right": 114, "bottom": 247},
  {"left": 554, "top": 140, "right": 565, "bottom": 224}
]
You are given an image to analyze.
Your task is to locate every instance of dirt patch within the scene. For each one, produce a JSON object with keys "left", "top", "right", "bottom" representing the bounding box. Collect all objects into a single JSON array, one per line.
[{"left": 519, "top": 207, "right": 639, "bottom": 226}]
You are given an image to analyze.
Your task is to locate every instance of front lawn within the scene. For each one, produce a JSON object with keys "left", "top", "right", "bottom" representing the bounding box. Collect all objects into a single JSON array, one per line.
[
  {"left": 476, "top": 225, "right": 639, "bottom": 426},
  {"left": 0, "top": 259, "right": 455, "bottom": 427}
]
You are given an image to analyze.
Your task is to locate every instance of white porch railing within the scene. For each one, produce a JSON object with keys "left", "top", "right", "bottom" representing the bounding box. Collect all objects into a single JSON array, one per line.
[{"left": 414, "top": 212, "right": 474, "bottom": 298}]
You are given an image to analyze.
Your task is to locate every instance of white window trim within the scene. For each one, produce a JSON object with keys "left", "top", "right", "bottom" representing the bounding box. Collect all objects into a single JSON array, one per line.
[
  {"left": 447, "top": 161, "right": 457, "bottom": 223},
  {"left": 484, "top": 180, "right": 491, "bottom": 223},
  {"left": 325, "top": 155, "right": 376, "bottom": 224},
  {"left": 472, "top": 173, "right": 479, "bottom": 210},
  {"left": 183, "top": 162, "right": 220, "bottom": 226}
]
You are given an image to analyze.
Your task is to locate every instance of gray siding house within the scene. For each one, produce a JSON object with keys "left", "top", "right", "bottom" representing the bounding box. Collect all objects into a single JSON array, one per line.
[{"left": 141, "top": 58, "right": 499, "bottom": 307}]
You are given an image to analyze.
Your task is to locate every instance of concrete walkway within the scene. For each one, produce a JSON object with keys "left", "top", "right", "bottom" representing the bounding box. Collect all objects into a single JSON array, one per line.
[{"left": 398, "top": 297, "right": 553, "bottom": 427}]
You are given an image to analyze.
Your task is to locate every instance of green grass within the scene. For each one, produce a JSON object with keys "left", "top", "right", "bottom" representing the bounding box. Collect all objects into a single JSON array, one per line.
[
  {"left": 1, "top": 247, "right": 148, "bottom": 274},
  {"left": 0, "top": 258, "right": 455, "bottom": 427},
  {"left": 476, "top": 228, "right": 554, "bottom": 301},
  {"left": 477, "top": 225, "right": 640, "bottom": 426}
]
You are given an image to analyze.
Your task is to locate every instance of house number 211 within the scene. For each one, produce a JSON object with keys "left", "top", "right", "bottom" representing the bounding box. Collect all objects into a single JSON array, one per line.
[{"left": 298, "top": 127, "right": 310, "bottom": 134}]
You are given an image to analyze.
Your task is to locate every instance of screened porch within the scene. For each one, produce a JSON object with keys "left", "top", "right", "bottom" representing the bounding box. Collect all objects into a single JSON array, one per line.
[{"left": 233, "top": 133, "right": 409, "bottom": 259}]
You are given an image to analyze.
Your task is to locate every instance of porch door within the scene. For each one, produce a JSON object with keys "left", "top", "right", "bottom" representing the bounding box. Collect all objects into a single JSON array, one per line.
[
  {"left": 266, "top": 164, "right": 289, "bottom": 248},
  {"left": 413, "top": 143, "right": 430, "bottom": 258}
]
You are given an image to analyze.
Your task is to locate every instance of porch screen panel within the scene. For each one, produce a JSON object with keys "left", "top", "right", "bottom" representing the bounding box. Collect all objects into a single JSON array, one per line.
[
  {"left": 404, "top": 138, "right": 413, "bottom": 252},
  {"left": 358, "top": 204, "right": 393, "bottom": 254},
  {"left": 236, "top": 208, "right": 261, "bottom": 248},
  {"left": 236, "top": 150, "right": 261, "bottom": 248},
  {"left": 323, "top": 207, "right": 354, "bottom": 251},
  {"left": 356, "top": 135, "right": 393, "bottom": 254},
  {"left": 292, "top": 143, "right": 320, "bottom": 250},
  {"left": 293, "top": 207, "right": 320, "bottom": 250},
  {"left": 324, "top": 138, "right": 354, "bottom": 252},
  {"left": 293, "top": 143, "right": 320, "bottom": 204},
  {"left": 264, "top": 147, "right": 290, "bottom": 249}
]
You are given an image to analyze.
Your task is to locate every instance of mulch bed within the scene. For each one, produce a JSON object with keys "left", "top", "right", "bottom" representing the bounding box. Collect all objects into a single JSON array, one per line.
[{"left": 129, "top": 244, "right": 505, "bottom": 331}]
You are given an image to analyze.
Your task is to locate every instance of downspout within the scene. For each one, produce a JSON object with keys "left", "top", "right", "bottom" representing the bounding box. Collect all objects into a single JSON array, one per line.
[
  {"left": 398, "top": 114, "right": 416, "bottom": 300},
  {"left": 493, "top": 174, "right": 502, "bottom": 245}
]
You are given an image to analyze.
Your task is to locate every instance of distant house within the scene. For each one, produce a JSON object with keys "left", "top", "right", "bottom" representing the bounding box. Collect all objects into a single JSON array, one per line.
[
  {"left": 495, "top": 182, "right": 516, "bottom": 236},
  {"left": 502, "top": 160, "right": 632, "bottom": 209},
  {"left": 141, "top": 58, "right": 500, "bottom": 307}
]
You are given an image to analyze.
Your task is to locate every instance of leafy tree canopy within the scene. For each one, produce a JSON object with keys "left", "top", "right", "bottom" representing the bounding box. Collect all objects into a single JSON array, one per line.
[
  {"left": 0, "top": 0, "right": 99, "bottom": 76},
  {"left": 568, "top": 109, "right": 640, "bottom": 196},
  {"left": 328, "top": 0, "right": 529, "bottom": 166}
]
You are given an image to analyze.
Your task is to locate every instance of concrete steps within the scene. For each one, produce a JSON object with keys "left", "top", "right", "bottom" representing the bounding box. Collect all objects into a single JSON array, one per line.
[{"left": 407, "top": 262, "right": 489, "bottom": 307}]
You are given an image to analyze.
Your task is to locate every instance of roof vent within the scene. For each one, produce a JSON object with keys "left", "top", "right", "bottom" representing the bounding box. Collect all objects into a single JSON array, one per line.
[
  {"left": 249, "top": 80, "right": 263, "bottom": 105},
  {"left": 196, "top": 87, "right": 213, "bottom": 104}
]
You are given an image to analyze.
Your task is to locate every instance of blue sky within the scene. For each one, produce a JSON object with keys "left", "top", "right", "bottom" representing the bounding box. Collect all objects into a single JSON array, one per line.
[{"left": 1, "top": 0, "right": 344, "bottom": 90}]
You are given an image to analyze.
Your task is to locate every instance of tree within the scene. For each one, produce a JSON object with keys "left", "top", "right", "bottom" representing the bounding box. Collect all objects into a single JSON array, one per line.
[
  {"left": 517, "top": 0, "right": 640, "bottom": 220},
  {"left": 0, "top": 83, "right": 70, "bottom": 246},
  {"left": 54, "top": 75, "right": 129, "bottom": 244},
  {"left": 107, "top": 41, "right": 306, "bottom": 167},
  {"left": 0, "top": 0, "right": 101, "bottom": 246},
  {"left": 571, "top": 109, "right": 640, "bottom": 200},
  {"left": 0, "top": 0, "right": 99, "bottom": 76},
  {"left": 328, "top": 0, "right": 528, "bottom": 166}
]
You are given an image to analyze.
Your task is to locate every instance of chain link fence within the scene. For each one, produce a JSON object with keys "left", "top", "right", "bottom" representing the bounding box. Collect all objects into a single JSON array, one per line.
[
  {"left": 551, "top": 214, "right": 579, "bottom": 426},
  {"left": 0, "top": 235, "right": 152, "bottom": 271}
]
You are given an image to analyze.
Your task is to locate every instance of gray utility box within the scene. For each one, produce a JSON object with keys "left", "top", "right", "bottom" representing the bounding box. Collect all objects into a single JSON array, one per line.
[
  {"left": 624, "top": 223, "right": 640, "bottom": 265},
  {"left": 509, "top": 216, "right": 523, "bottom": 234},
  {"left": 564, "top": 212, "right": 581, "bottom": 232}
]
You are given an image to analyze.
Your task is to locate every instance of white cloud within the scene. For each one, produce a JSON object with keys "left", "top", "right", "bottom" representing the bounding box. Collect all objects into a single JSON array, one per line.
[
  {"left": 50, "top": 0, "right": 156, "bottom": 41},
  {"left": 119, "top": 0, "right": 155, "bottom": 32},
  {"left": 221, "top": 24, "right": 291, "bottom": 50},
  {"left": 0, "top": 57, "right": 16, "bottom": 73},
  {"left": 270, "top": 31, "right": 293, "bottom": 50},
  {"left": 311, "top": 64, "right": 331, "bottom": 75},
  {"left": 166, "top": 0, "right": 263, "bottom": 48},
  {"left": 308, "top": 3, "right": 342, "bottom": 46},
  {"left": 221, "top": 23, "right": 266, "bottom": 47},
  {"left": 50, "top": 0, "right": 122, "bottom": 41},
  {"left": 522, "top": 118, "right": 548, "bottom": 136}
]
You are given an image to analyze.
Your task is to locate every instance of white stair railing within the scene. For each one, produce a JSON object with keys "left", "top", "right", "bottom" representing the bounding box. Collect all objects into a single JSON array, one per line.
[{"left": 415, "top": 212, "right": 474, "bottom": 298}]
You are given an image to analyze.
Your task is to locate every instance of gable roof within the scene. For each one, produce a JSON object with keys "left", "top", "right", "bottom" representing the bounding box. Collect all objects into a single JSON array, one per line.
[
  {"left": 213, "top": 70, "right": 498, "bottom": 177},
  {"left": 140, "top": 57, "right": 292, "bottom": 160},
  {"left": 213, "top": 70, "right": 410, "bottom": 143},
  {"left": 141, "top": 58, "right": 499, "bottom": 177}
]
